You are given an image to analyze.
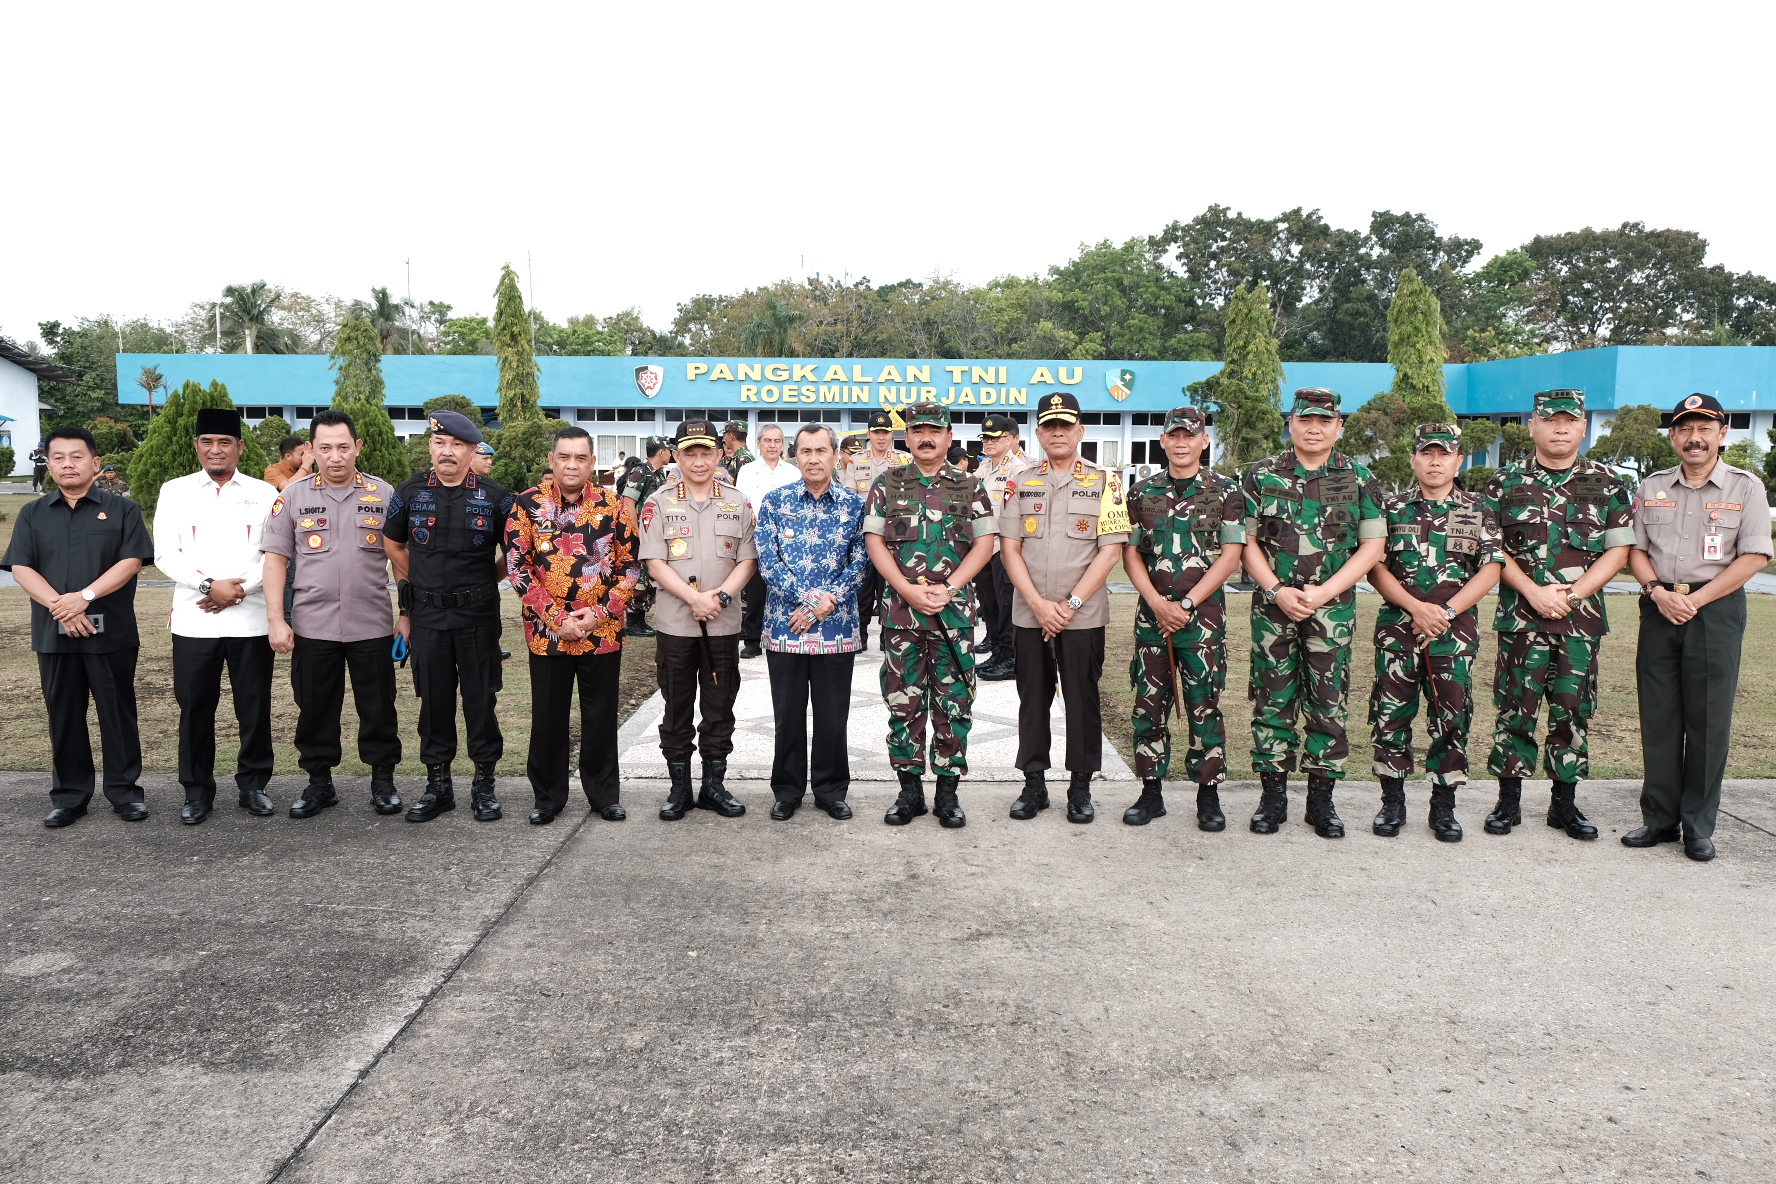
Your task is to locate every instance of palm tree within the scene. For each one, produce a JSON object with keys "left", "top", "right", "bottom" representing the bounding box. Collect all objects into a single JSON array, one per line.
[
  {"left": 740, "top": 294, "right": 805, "bottom": 357},
  {"left": 353, "top": 286, "right": 424, "bottom": 354},
  {"left": 136, "top": 364, "right": 165, "bottom": 420},
  {"left": 219, "top": 281, "right": 295, "bottom": 354}
]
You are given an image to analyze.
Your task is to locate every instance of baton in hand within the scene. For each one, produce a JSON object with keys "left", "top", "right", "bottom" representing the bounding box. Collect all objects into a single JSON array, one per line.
[{"left": 687, "top": 576, "right": 720, "bottom": 686}]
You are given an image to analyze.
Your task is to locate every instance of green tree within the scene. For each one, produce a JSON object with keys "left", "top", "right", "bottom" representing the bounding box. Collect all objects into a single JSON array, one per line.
[
  {"left": 1044, "top": 237, "right": 1201, "bottom": 361},
  {"left": 136, "top": 365, "right": 167, "bottom": 419},
  {"left": 328, "top": 314, "right": 406, "bottom": 484},
  {"left": 740, "top": 294, "right": 806, "bottom": 357},
  {"left": 127, "top": 380, "right": 268, "bottom": 515},
  {"left": 439, "top": 315, "right": 494, "bottom": 355},
  {"left": 1586, "top": 404, "right": 1679, "bottom": 479},
  {"left": 86, "top": 417, "right": 138, "bottom": 454},
  {"left": 1723, "top": 437, "right": 1764, "bottom": 473},
  {"left": 36, "top": 316, "right": 186, "bottom": 430},
  {"left": 219, "top": 281, "right": 298, "bottom": 354},
  {"left": 1499, "top": 423, "right": 1535, "bottom": 465},
  {"left": 1345, "top": 269, "right": 1455, "bottom": 488},
  {"left": 1459, "top": 465, "right": 1496, "bottom": 492},
  {"left": 490, "top": 264, "right": 550, "bottom": 490},
  {"left": 253, "top": 414, "right": 292, "bottom": 458},
  {"left": 1187, "top": 283, "right": 1284, "bottom": 471}
]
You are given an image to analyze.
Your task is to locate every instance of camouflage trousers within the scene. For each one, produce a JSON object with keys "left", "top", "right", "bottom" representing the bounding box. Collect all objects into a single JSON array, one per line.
[
  {"left": 881, "top": 626, "right": 976, "bottom": 775},
  {"left": 628, "top": 568, "right": 655, "bottom": 618},
  {"left": 1368, "top": 645, "right": 1475, "bottom": 787},
  {"left": 1487, "top": 631, "right": 1600, "bottom": 783},
  {"left": 1130, "top": 636, "right": 1227, "bottom": 784},
  {"left": 1249, "top": 595, "right": 1356, "bottom": 778}
]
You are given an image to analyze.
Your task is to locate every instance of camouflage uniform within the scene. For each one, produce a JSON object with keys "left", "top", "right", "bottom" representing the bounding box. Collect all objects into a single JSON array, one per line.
[
  {"left": 861, "top": 412, "right": 997, "bottom": 776},
  {"left": 1127, "top": 458, "right": 1245, "bottom": 784},
  {"left": 720, "top": 422, "right": 756, "bottom": 483},
  {"left": 622, "top": 450, "right": 673, "bottom": 623},
  {"left": 1368, "top": 462, "right": 1504, "bottom": 787},
  {"left": 1484, "top": 393, "right": 1636, "bottom": 785},
  {"left": 1244, "top": 394, "right": 1387, "bottom": 779}
]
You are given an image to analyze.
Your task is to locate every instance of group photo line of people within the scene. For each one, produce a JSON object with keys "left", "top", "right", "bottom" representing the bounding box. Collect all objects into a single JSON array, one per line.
[{"left": 4, "top": 384, "right": 1764, "bottom": 862}]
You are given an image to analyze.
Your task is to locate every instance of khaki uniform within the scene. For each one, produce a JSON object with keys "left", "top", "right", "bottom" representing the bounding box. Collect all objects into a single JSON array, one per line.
[
  {"left": 849, "top": 447, "right": 911, "bottom": 636},
  {"left": 998, "top": 456, "right": 1131, "bottom": 774}
]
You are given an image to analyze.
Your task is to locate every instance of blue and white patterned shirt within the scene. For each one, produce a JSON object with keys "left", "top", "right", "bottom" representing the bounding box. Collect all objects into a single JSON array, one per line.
[{"left": 755, "top": 480, "right": 869, "bottom": 654}]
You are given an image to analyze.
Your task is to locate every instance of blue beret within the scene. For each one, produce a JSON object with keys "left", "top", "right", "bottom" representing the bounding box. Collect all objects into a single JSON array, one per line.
[{"left": 428, "top": 409, "right": 483, "bottom": 445}]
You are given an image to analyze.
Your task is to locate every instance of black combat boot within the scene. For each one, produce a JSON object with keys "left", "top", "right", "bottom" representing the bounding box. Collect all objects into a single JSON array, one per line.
[
  {"left": 1373, "top": 776, "right": 1407, "bottom": 837},
  {"left": 1010, "top": 770, "right": 1049, "bottom": 820},
  {"left": 660, "top": 760, "right": 695, "bottom": 820},
  {"left": 884, "top": 771, "right": 927, "bottom": 825},
  {"left": 407, "top": 764, "right": 456, "bottom": 822},
  {"left": 933, "top": 774, "right": 966, "bottom": 828},
  {"left": 696, "top": 758, "right": 745, "bottom": 817},
  {"left": 1546, "top": 780, "right": 1597, "bottom": 840},
  {"left": 1304, "top": 773, "right": 1344, "bottom": 838},
  {"left": 625, "top": 611, "right": 656, "bottom": 638},
  {"left": 369, "top": 766, "right": 401, "bottom": 815},
  {"left": 470, "top": 762, "right": 501, "bottom": 822},
  {"left": 1196, "top": 784, "right": 1226, "bottom": 832},
  {"left": 1066, "top": 773, "right": 1095, "bottom": 824},
  {"left": 1485, "top": 777, "right": 1522, "bottom": 834},
  {"left": 1123, "top": 778, "right": 1166, "bottom": 826},
  {"left": 290, "top": 772, "right": 338, "bottom": 819},
  {"left": 1250, "top": 772, "right": 1288, "bottom": 834},
  {"left": 1429, "top": 784, "right": 1462, "bottom": 842}
]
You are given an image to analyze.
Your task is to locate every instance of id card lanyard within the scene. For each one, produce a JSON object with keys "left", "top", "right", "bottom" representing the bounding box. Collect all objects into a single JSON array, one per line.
[{"left": 1704, "top": 509, "right": 1724, "bottom": 562}]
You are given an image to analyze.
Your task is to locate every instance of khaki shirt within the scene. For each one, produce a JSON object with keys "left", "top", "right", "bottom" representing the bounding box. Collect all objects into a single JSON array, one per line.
[
  {"left": 261, "top": 471, "right": 397, "bottom": 642},
  {"left": 845, "top": 448, "right": 911, "bottom": 496},
  {"left": 996, "top": 456, "right": 1131, "bottom": 630},
  {"left": 976, "top": 448, "right": 1033, "bottom": 553},
  {"left": 1632, "top": 461, "right": 1772, "bottom": 585},
  {"left": 637, "top": 478, "right": 759, "bottom": 637}
]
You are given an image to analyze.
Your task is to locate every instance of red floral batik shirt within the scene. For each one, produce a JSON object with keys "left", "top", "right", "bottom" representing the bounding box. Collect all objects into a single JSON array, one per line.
[{"left": 505, "top": 478, "right": 641, "bottom": 656}]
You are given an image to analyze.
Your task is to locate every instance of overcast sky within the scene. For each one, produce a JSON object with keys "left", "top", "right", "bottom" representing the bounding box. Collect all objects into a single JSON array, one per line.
[{"left": 5, "top": 0, "right": 1771, "bottom": 348}]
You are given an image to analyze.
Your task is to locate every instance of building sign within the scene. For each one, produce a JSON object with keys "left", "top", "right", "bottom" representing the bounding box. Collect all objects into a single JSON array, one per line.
[{"left": 678, "top": 360, "right": 1097, "bottom": 407}]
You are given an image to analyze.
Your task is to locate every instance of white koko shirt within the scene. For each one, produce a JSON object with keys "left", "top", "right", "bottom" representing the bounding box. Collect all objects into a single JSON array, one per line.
[
  {"left": 736, "top": 456, "right": 802, "bottom": 510},
  {"left": 153, "top": 467, "right": 280, "bottom": 637}
]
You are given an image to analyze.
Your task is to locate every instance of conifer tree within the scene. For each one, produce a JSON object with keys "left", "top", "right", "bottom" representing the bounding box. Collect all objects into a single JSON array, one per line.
[
  {"left": 329, "top": 314, "right": 407, "bottom": 484},
  {"left": 490, "top": 263, "right": 553, "bottom": 491},
  {"left": 1387, "top": 268, "right": 1454, "bottom": 423},
  {"left": 1187, "top": 282, "right": 1284, "bottom": 470},
  {"left": 126, "top": 380, "right": 267, "bottom": 515}
]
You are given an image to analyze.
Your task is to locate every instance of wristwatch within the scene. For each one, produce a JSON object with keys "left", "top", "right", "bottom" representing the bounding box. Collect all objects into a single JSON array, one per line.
[
  {"left": 1640, "top": 580, "right": 1659, "bottom": 596},
  {"left": 1065, "top": 594, "right": 1084, "bottom": 611},
  {"left": 81, "top": 587, "right": 96, "bottom": 602},
  {"left": 1260, "top": 583, "right": 1280, "bottom": 605},
  {"left": 716, "top": 591, "right": 733, "bottom": 610},
  {"left": 1179, "top": 596, "right": 1196, "bottom": 613},
  {"left": 1566, "top": 590, "right": 1583, "bottom": 610},
  {"left": 1444, "top": 604, "right": 1458, "bottom": 622},
  {"left": 198, "top": 578, "right": 214, "bottom": 597}
]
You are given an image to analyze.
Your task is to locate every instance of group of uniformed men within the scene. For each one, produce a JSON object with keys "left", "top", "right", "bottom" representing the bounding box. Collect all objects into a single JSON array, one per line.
[{"left": 7, "top": 385, "right": 1762, "bottom": 859}]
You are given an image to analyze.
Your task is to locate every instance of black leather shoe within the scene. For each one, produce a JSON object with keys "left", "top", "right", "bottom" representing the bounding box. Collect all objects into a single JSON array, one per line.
[
  {"left": 370, "top": 767, "right": 402, "bottom": 815},
  {"left": 1546, "top": 781, "right": 1597, "bottom": 840},
  {"left": 1622, "top": 824, "right": 1681, "bottom": 848},
  {"left": 625, "top": 615, "right": 657, "bottom": 638},
  {"left": 1251, "top": 772, "right": 1288, "bottom": 834},
  {"left": 470, "top": 763, "right": 502, "bottom": 822},
  {"left": 885, "top": 772, "right": 927, "bottom": 825},
  {"left": 238, "top": 789, "right": 275, "bottom": 816},
  {"left": 290, "top": 778, "right": 339, "bottom": 819},
  {"left": 740, "top": 642, "right": 763, "bottom": 659},
  {"left": 598, "top": 803, "right": 627, "bottom": 821},
  {"left": 407, "top": 764, "right": 456, "bottom": 823},
  {"left": 500, "top": 650, "right": 512, "bottom": 661},
  {"left": 696, "top": 759, "right": 745, "bottom": 817},
  {"left": 44, "top": 805, "right": 87, "bottom": 828},
  {"left": 1196, "top": 785, "right": 1226, "bottom": 832},
  {"left": 977, "top": 654, "right": 1017, "bottom": 681},
  {"left": 1683, "top": 828, "right": 1716, "bottom": 861},
  {"left": 1373, "top": 776, "right": 1406, "bottom": 837},
  {"left": 528, "top": 808, "right": 555, "bottom": 825},
  {"left": 771, "top": 799, "right": 799, "bottom": 821},
  {"left": 1484, "top": 778, "right": 1522, "bottom": 834},
  {"left": 1010, "top": 771, "right": 1049, "bottom": 820},
  {"left": 1123, "top": 779, "right": 1165, "bottom": 826},
  {"left": 933, "top": 774, "right": 966, "bottom": 828},
  {"left": 179, "top": 801, "right": 211, "bottom": 826},
  {"left": 821, "top": 799, "right": 854, "bottom": 820},
  {"left": 115, "top": 801, "right": 149, "bottom": 822}
]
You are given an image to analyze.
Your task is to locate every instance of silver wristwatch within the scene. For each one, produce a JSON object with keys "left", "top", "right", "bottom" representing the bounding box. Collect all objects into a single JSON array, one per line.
[
  {"left": 1065, "top": 595, "right": 1084, "bottom": 611},
  {"left": 1444, "top": 604, "right": 1457, "bottom": 622},
  {"left": 716, "top": 591, "right": 733, "bottom": 610},
  {"left": 198, "top": 578, "right": 214, "bottom": 597},
  {"left": 1260, "top": 584, "right": 1280, "bottom": 605},
  {"left": 1179, "top": 596, "right": 1196, "bottom": 612}
]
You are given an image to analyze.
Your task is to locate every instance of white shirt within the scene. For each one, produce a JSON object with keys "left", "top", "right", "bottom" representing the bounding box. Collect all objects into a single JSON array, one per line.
[
  {"left": 153, "top": 468, "right": 280, "bottom": 637},
  {"left": 737, "top": 456, "right": 803, "bottom": 509}
]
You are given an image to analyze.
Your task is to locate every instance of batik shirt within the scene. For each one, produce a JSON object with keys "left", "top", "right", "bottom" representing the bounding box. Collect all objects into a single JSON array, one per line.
[
  {"left": 1373, "top": 489, "right": 1504, "bottom": 656},
  {"left": 1485, "top": 456, "right": 1636, "bottom": 637},
  {"left": 505, "top": 478, "right": 641, "bottom": 656},
  {"left": 754, "top": 481, "right": 870, "bottom": 654}
]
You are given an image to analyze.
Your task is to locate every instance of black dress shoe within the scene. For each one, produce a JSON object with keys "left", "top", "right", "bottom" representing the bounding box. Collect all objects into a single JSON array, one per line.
[
  {"left": 290, "top": 781, "right": 339, "bottom": 819},
  {"left": 977, "top": 654, "right": 1017, "bottom": 681},
  {"left": 821, "top": 799, "right": 853, "bottom": 820},
  {"left": 179, "top": 802, "right": 211, "bottom": 826},
  {"left": 370, "top": 767, "right": 402, "bottom": 815},
  {"left": 1683, "top": 828, "right": 1716, "bottom": 861},
  {"left": 44, "top": 805, "right": 87, "bottom": 828},
  {"left": 771, "top": 799, "right": 799, "bottom": 821},
  {"left": 238, "top": 789, "right": 275, "bottom": 816},
  {"left": 740, "top": 641, "right": 763, "bottom": 659},
  {"left": 115, "top": 802, "right": 149, "bottom": 822},
  {"left": 528, "top": 808, "right": 556, "bottom": 825},
  {"left": 1622, "top": 824, "right": 1681, "bottom": 848},
  {"left": 598, "top": 804, "right": 627, "bottom": 821}
]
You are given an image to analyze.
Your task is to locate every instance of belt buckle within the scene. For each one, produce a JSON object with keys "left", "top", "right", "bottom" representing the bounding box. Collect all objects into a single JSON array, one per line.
[{"left": 1673, "top": 583, "right": 1691, "bottom": 595}]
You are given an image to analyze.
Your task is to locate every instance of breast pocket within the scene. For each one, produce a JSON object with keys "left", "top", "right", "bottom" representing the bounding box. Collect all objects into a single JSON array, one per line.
[
  {"left": 1017, "top": 509, "right": 1046, "bottom": 539},
  {"left": 301, "top": 523, "right": 333, "bottom": 555},
  {"left": 84, "top": 520, "right": 124, "bottom": 565},
  {"left": 356, "top": 514, "right": 385, "bottom": 550},
  {"left": 1256, "top": 513, "right": 1300, "bottom": 555},
  {"left": 664, "top": 522, "right": 695, "bottom": 561},
  {"left": 714, "top": 516, "right": 744, "bottom": 559},
  {"left": 1639, "top": 508, "right": 1674, "bottom": 526},
  {"left": 886, "top": 501, "right": 922, "bottom": 542},
  {"left": 1387, "top": 525, "right": 1423, "bottom": 554},
  {"left": 1067, "top": 514, "right": 1098, "bottom": 540},
  {"left": 463, "top": 505, "right": 495, "bottom": 548}
]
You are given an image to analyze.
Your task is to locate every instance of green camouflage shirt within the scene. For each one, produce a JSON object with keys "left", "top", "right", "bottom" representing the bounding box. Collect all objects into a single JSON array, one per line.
[
  {"left": 1484, "top": 456, "right": 1637, "bottom": 636},
  {"left": 721, "top": 447, "right": 756, "bottom": 482},
  {"left": 1242, "top": 448, "right": 1387, "bottom": 587},
  {"left": 1128, "top": 468, "right": 1246, "bottom": 645},
  {"left": 1373, "top": 489, "right": 1504, "bottom": 656},
  {"left": 861, "top": 462, "right": 997, "bottom": 631},
  {"left": 622, "top": 463, "right": 670, "bottom": 508}
]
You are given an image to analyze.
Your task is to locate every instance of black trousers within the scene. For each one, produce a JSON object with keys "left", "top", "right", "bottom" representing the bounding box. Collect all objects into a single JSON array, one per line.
[
  {"left": 528, "top": 649, "right": 622, "bottom": 814},
  {"left": 1637, "top": 590, "right": 1746, "bottom": 839},
  {"left": 291, "top": 635, "right": 402, "bottom": 775},
  {"left": 38, "top": 648, "right": 143, "bottom": 809},
  {"left": 766, "top": 649, "right": 855, "bottom": 804},
  {"left": 172, "top": 634, "right": 275, "bottom": 804},
  {"left": 741, "top": 570, "right": 768, "bottom": 644},
  {"left": 655, "top": 631, "right": 741, "bottom": 762},
  {"left": 412, "top": 622, "right": 504, "bottom": 767},
  {"left": 858, "top": 568, "right": 884, "bottom": 637},
  {"left": 1013, "top": 625, "right": 1106, "bottom": 774},
  {"left": 975, "top": 553, "right": 1014, "bottom": 655}
]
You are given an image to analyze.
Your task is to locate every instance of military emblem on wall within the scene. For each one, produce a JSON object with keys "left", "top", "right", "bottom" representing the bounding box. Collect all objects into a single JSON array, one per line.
[
  {"left": 635, "top": 364, "right": 665, "bottom": 398},
  {"left": 1105, "top": 367, "right": 1135, "bottom": 402}
]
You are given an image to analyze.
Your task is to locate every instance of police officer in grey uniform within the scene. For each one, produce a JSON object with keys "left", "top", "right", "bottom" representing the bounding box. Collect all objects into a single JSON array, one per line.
[
  {"left": 262, "top": 409, "right": 404, "bottom": 818},
  {"left": 385, "top": 409, "right": 516, "bottom": 824},
  {"left": 1625, "top": 392, "right": 1772, "bottom": 861},
  {"left": 845, "top": 409, "right": 911, "bottom": 649}
]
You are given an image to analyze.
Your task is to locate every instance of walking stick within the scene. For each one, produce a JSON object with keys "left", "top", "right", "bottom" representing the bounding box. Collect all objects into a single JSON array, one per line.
[
  {"left": 915, "top": 576, "right": 967, "bottom": 674},
  {"left": 687, "top": 576, "right": 720, "bottom": 686}
]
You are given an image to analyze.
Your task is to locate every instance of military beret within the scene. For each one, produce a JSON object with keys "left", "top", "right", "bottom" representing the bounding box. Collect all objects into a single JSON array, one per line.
[
  {"left": 1671, "top": 392, "right": 1728, "bottom": 424},
  {"left": 1162, "top": 406, "right": 1207, "bottom": 434},
  {"left": 1533, "top": 389, "right": 1585, "bottom": 418},
  {"left": 1036, "top": 391, "right": 1081, "bottom": 425},
  {"left": 1413, "top": 423, "right": 1462, "bottom": 452},
  {"left": 474, "top": 440, "right": 496, "bottom": 456},
  {"left": 980, "top": 412, "right": 1019, "bottom": 437},
  {"left": 903, "top": 401, "right": 951, "bottom": 428},
  {"left": 428, "top": 409, "right": 484, "bottom": 445},
  {"left": 1290, "top": 388, "right": 1341, "bottom": 419}
]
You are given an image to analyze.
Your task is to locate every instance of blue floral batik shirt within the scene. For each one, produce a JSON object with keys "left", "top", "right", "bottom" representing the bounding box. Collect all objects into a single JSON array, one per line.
[{"left": 755, "top": 480, "right": 869, "bottom": 654}]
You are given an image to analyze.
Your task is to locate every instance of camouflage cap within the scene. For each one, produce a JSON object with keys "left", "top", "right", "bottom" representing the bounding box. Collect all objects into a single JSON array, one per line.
[
  {"left": 902, "top": 401, "right": 952, "bottom": 429},
  {"left": 723, "top": 419, "right": 749, "bottom": 437},
  {"left": 1533, "top": 389, "right": 1585, "bottom": 418},
  {"left": 1162, "top": 406, "right": 1208, "bottom": 435},
  {"left": 1413, "top": 422, "right": 1463, "bottom": 452},
  {"left": 1290, "top": 388, "right": 1342, "bottom": 419}
]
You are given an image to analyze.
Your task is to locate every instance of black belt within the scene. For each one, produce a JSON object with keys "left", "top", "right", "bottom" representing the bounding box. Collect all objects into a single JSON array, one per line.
[
  {"left": 412, "top": 583, "right": 499, "bottom": 609},
  {"left": 1657, "top": 579, "right": 1711, "bottom": 595}
]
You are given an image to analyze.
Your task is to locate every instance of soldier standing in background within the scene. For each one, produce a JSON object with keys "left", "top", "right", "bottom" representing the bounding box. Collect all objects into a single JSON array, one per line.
[
  {"left": 1121, "top": 406, "right": 1245, "bottom": 829},
  {"left": 720, "top": 420, "right": 755, "bottom": 482},
  {"left": 1482, "top": 389, "right": 1636, "bottom": 840},
  {"left": 619, "top": 438, "right": 673, "bottom": 639},
  {"left": 470, "top": 441, "right": 495, "bottom": 478},
  {"left": 999, "top": 392, "right": 1131, "bottom": 824},
  {"left": 862, "top": 402, "right": 997, "bottom": 829},
  {"left": 1242, "top": 388, "right": 1387, "bottom": 838},
  {"left": 1366, "top": 424, "right": 1504, "bottom": 842},
  {"left": 383, "top": 410, "right": 515, "bottom": 824},
  {"left": 847, "top": 410, "right": 911, "bottom": 649},
  {"left": 971, "top": 413, "right": 1030, "bottom": 681}
]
